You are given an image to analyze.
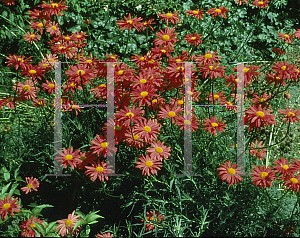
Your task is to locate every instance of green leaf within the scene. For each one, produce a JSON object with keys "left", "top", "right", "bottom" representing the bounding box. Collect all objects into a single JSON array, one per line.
[
  {"left": 15, "top": 176, "right": 25, "bottom": 182},
  {"left": 8, "top": 183, "right": 18, "bottom": 197},
  {"left": 1, "top": 182, "right": 11, "bottom": 195},
  {"left": 9, "top": 13, "right": 14, "bottom": 23},
  {"left": 34, "top": 222, "right": 46, "bottom": 236},
  {"left": 4, "top": 172, "right": 10, "bottom": 181},
  {"left": 85, "top": 212, "right": 104, "bottom": 223},
  {"left": 73, "top": 219, "right": 86, "bottom": 232},
  {"left": 2, "top": 11, "right": 8, "bottom": 18},
  {"left": 32, "top": 204, "right": 54, "bottom": 216},
  {"left": 75, "top": 210, "right": 86, "bottom": 219},
  {"left": 46, "top": 221, "right": 57, "bottom": 234},
  {"left": 85, "top": 224, "right": 90, "bottom": 236}
]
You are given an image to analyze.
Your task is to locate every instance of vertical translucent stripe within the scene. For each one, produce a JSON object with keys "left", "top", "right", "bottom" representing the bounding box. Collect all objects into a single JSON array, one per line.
[{"left": 236, "top": 63, "right": 245, "bottom": 173}]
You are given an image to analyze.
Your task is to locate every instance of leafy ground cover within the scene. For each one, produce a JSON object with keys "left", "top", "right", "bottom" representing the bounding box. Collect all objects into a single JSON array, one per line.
[{"left": 0, "top": 0, "right": 300, "bottom": 237}]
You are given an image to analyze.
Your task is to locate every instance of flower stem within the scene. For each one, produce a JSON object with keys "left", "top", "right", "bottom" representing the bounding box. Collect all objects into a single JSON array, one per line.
[{"left": 123, "top": 29, "right": 131, "bottom": 59}]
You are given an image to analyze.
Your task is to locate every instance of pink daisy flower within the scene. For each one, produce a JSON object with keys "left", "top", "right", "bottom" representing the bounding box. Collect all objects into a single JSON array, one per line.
[
  {"left": 147, "top": 140, "right": 171, "bottom": 161},
  {"left": 55, "top": 210, "right": 81, "bottom": 237},
  {"left": 217, "top": 160, "right": 245, "bottom": 186},
  {"left": 54, "top": 146, "right": 82, "bottom": 169},
  {"left": 20, "top": 216, "right": 45, "bottom": 237},
  {"left": 133, "top": 119, "right": 161, "bottom": 143},
  {"left": 84, "top": 160, "right": 114, "bottom": 182},
  {"left": 0, "top": 195, "right": 21, "bottom": 220},
  {"left": 135, "top": 154, "right": 162, "bottom": 176},
  {"left": 158, "top": 104, "right": 183, "bottom": 123},
  {"left": 20, "top": 177, "right": 40, "bottom": 194}
]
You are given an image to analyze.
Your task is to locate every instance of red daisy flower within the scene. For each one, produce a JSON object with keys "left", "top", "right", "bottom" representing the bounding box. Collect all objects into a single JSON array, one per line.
[
  {"left": 21, "top": 64, "right": 44, "bottom": 81},
  {"left": 223, "top": 74, "right": 238, "bottom": 93},
  {"left": 175, "top": 114, "right": 200, "bottom": 132},
  {"left": 0, "top": 194, "right": 21, "bottom": 220},
  {"left": 65, "top": 65, "right": 94, "bottom": 86},
  {"left": 249, "top": 139, "right": 267, "bottom": 159},
  {"left": 115, "top": 105, "right": 145, "bottom": 127},
  {"left": 55, "top": 210, "right": 81, "bottom": 237},
  {"left": 278, "top": 107, "right": 300, "bottom": 124},
  {"left": 290, "top": 158, "right": 300, "bottom": 174},
  {"left": 273, "top": 157, "right": 295, "bottom": 180},
  {"left": 54, "top": 146, "right": 82, "bottom": 169},
  {"left": 15, "top": 79, "right": 38, "bottom": 101},
  {"left": 133, "top": 118, "right": 161, "bottom": 143},
  {"left": 131, "top": 85, "right": 159, "bottom": 107},
  {"left": 146, "top": 140, "right": 171, "bottom": 161},
  {"left": 284, "top": 175, "right": 300, "bottom": 193},
  {"left": 24, "top": 32, "right": 41, "bottom": 44},
  {"left": 183, "top": 32, "right": 203, "bottom": 46},
  {"left": 0, "top": 95, "right": 20, "bottom": 110},
  {"left": 185, "top": 9, "right": 204, "bottom": 20},
  {"left": 2, "top": 0, "right": 18, "bottom": 6},
  {"left": 244, "top": 104, "right": 276, "bottom": 131},
  {"left": 29, "top": 20, "right": 46, "bottom": 35},
  {"left": 70, "top": 31, "right": 87, "bottom": 43},
  {"left": 295, "top": 29, "right": 300, "bottom": 39},
  {"left": 140, "top": 18, "right": 156, "bottom": 31},
  {"left": 41, "top": 80, "right": 55, "bottom": 94},
  {"left": 90, "top": 134, "right": 115, "bottom": 158},
  {"left": 278, "top": 33, "right": 294, "bottom": 44},
  {"left": 207, "top": 91, "right": 227, "bottom": 105},
  {"left": 141, "top": 210, "right": 164, "bottom": 232},
  {"left": 250, "top": 165, "right": 276, "bottom": 188},
  {"left": 76, "top": 151, "right": 97, "bottom": 170},
  {"left": 85, "top": 160, "right": 114, "bottom": 182},
  {"left": 158, "top": 11, "right": 180, "bottom": 26},
  {"left": 265, "top": 73, "right": 286, "bottom": 88},
  {"left": 251, "top": 92, "right": 271, "bottom": 106},
  {"left": 233, "top": 64, "right": 261, "bottom": 84},
  {"left": 20, "top": 216, "right": 45, "bottom": 237},
  {"left": 20, "top": 177, "right": 40, "bottom": 194},
  {"left": 202, "top": 116, "right": 227, "bottom": 136},
  {"left": 217, "top": 160, "right": 245, "bottom": 186},
  {"left": 151, "top": 45, "right": 174, "bottom": 58},
  {"left": 158, "top": 104, "right": 183, "bottom": 123},
  {"left": 253, "top": 0, "right": 269, "bottom": 9},
  {"left": 46, "top": 21, "right": 61, "bottom": 36},
  {"left": 193, "top": 50, "right": 222, "bottom": 66},
  {"left": 235, "top": 0, "right": 248, "bottom": 5},
  {"left": 40, "top": 0, "right": 68, "bottom": 16},
  {"left": 135, "top": 154, "right": 162, "bottom": 176},
  {"left": 206, "top": 6, "right": 229, "bottom": 19},
  {"left": 272, "top": 61, "right": 297, "bottom": 81},
  {"left": 153, "top": 27, "right": 179, "bottom": 48},
  {"left": 96, "top": 232, "right": 113, "bottom": 238},
  {"left": 124, "top": 130, "right": 144, "bottom": 149},
  {"left": 272, "top": 47, "right": 286, "bottom": 56},
  {"left": 116, "top": 13, "right": 143, "bottom": 32},
  {"left": 5, "top": 54, "right": 32, "bottom": 71},
  {"left": 199, "top": 62, "right": 227, "bottom": 79}
]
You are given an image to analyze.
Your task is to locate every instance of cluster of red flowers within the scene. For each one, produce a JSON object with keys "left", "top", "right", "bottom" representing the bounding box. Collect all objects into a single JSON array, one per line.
[{"left": 218, "top": 157, "right": 300, "bottom": 192}]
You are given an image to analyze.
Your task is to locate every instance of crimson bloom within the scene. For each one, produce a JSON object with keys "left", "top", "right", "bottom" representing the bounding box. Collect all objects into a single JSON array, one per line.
[
  {"left": 140, "top": 18, "right": 156, "bottom": 31},
  {"left": 40, "top": 0, "right": 68, "bottom": 16},
  {"left": 250, "top": 165, "right": 276, "bottom": 188},
  {"left": 90, "top": 134, "right": 112, "bottom": 158},
  {"left": 41, "top": 80, "right": 55, "bottom": 94},
  {"left": 20, "top": 216, "right": 45, "bottom": 237},
  {"left": 66, "top": 65, "right": 94, "bottom": 86},
  {"left": 249, "top": 139, "right": 267, "bottom": 159},
  {"left": 206, "top": 6, "right": 229, "bottom": 19},
  {"left": 135, "top": 154, "right": 162, "bottom": 176},
  {"left": 6, "top": 54, "right": 32, "bottom": 71},
  {"left": 244, "top": 104, "right": 276, "bottom": 131},
  {"left": 21, "top": 64, "right": 44, "bottom": 81},
  {"left": 158, "top": 11, "right": 180, "bottom": 26},
  {"left": 54, "top": 146, "right": 82, "bottom": 169},
  {"left": 217, "top": 160, "right": 245, "bottom": 186},
  {"left": 158, "top": 104, "right": 183, "bottom": 123},
  {"left": 24, "top": 32, "right": 40, "bottom": 44},
  {"left": 193, "top": 50, "right": 222, "bottom": 66},
  {"left": 133, "top": 118, "right": 161, "bottom": 143},
  {"left": 272, "top": 61, "right": 297, "bottom": 81},
  {"left": 251, "top": 92, "right": 271, "bottom": 106},
  {"left": 85, "top": 160, "right": 114, "bottom": 182},
  {"left": 0, "top": 195, "right": 21, "bottom": 220},
  {"left": 273, "top": 157, "right": 295, "bottom": 180},
  {"left": 115, "top": 105, "right": 145, "bottom": 127},
  {"left": 16, "top": 79, "right": 38, "bottom": 101},
  {"left": 131, "top": 85, "right": 159, "bottom": 107},
  {"left": 202, "top": 116, "right": 227, "bottom": 136},
  {"left": 185, "top": 9, "right": 204, "bottom": 20},
  {"left": 278, "top": 33, "right": 294, "bottom": 44},
  {"left": 284, "top": 175, "right": 300, "bottom": 193},
  {"left": 153, "top": 27, "right": 179, "bottom": 48},
  {"left": 146, "top": 140, "right": 171, "bottom": 161},
  {"left": 55, "top": 210, "right": 81, "bottom": 237},
  {"left": 183, "top": 32, "right": 203, "bottom": 46},
  {"left": 206, "top": 91, "right": 227, "bottom": 105},
  {"left": 20, "top": 177, "right": 40, "bottom": 194},
  {"left": 175, "top": 114, "right": 200, "bottom": 132},
  {"left": 116, "top": 13, "right": 143, "bottom": 32},
  {"left": 278, "top": 107, "right": 300, "bottom": 124},
  {"left": 198, "top": 62, "right": 226, "bottom": 79},
  {"left": 141, "top": 210, "right": 164, "bottom": 232},
  {"left": 253, "top": 0, "right": 269, "bottom": 9}
]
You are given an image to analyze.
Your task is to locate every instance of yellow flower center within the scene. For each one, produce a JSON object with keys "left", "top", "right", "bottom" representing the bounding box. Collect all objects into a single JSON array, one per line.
[
  {"left": 256, "top": 111, "right": 265, "bottom": 117},
  {"left": 100, "top": 142, "right": 108, "bottom": 148},
  {"left": 260, "top": 98, "right": 266, "bottom": 102},
  {"left": 258, "top": 1, "right": 264, "bottom": 4},
  {"left": 86, "top": 60, "right": 92, "bottom": 63},
  {"left": 166, "top": 13, "right": 173, "bottom": 17},
  {"left": 227, "top": 101, "right": 232, "bottom": 105},
  {"left": 42, "top": 63, "right": 48, "bottom": 68},
  {"left": 30, "top": 223, "right": 36, "bottom": 228},
  {"left": 95, "top": 166, "right": 104, "bottom": 172},
  {"left": 161, "top": 50, "right": 166, "bottom": 53},
  {"left": 184, "top": 120, "right": 191, "bottom": 125},
  {"left": 27, "top": 183, "right": 33, "bottom": 189},
  {"left": 176, "top": 59, "right": 181, "bottom": 62},
  {"left": 214, "top": 95, "right": 219, "bottom": 99},
  {"left": 227, "top": 168, "right": 236, "bottom": 175},
  {"left": 155, "top": 147, "right": 163, "bottom": 153},
  {"left": 191, "top": 37, "right": 196, "bottom": 40},
  {"left": 118, "top": 70, "right": 124, "bottom": 75},
  {"left": 140, "top": 91, "right": 148, "bottom": 97},
  {"left": 281, "top": 66, "right": 286, "bottom": 70},
  {"left": 152, "top": 99, "right": 157, "bottom": 103},
  {"left": 77, "top": 35, "right": 81, "bottom": 38},
  {"left": 114, "top": 125, "right": 122, "bottom": 131},
  {"left": 178, "top": 100, "right": 184, "bottom": 105},
  {"left": 29, "top": 70, "right": 36, "bottom": 74},
  {"left": 260, "top": 172, "right": 268, "bottom": 179},
  {"left": 65, "top": 220, "right": 73, "bottom": 226},
  {"left": 215, "top": 9, "right": 221, "bottom": 13},
  {"left": 145, "top": 161, "right": 153, "bottom": 167},
  {"left": 52, "top": 3, "right": 59, "bottom": 7},
  {"left": 59, "top": 46, "right": 65, "bottom": 50},
  {"left": 51, "top": 26, "right": 57, "bottom": 30},
  {"left": 65, "top": 154, "right": 73, "bottom": 160},
  {"left": 209, "top": 66, "right": 213, "bottom": 70},
  {"left": 176, "top": 67, "right": 184, "bottom": 71},
  {"left": 148, "top": 59, "right": 155, "bottom": 63},
  {"left": 76, "top": 70, "right": 85, "bottom": 75},
  {"left": 38, "top": 23, "right": 43, "bottom": 27},
  {"left": 71, "top": 105, "right": 77, "bottom": 109},
  {"left": 144, "top": 22, "right": 147, "bottom": 25},
  {"left": 65, "top": 37, "right": 70, "bottom": 40},
  {"left": 162, "top": 35, "right": 170, "bottom": 41},
  {"left": 17, "top": 58, "right": 21, "bottom": 61},
  {"left": 22, "top": 85, "right": 31, "bottom": 92},
  {"left": 126, "top": 112, "right": 134, "bottom": 117},
  {"left": 6, "top": 97, "right": 13, "bottom": 102},
  {"left": 204, "top": 54, "right": 212, "bottom": 58},
  {"left": 29, "top": 34, "right": 35, "bottom": 38},
  {"left": 282, "top": 164, "right": 289, "bottom": 170},
  {"left": 211, "top": 123, "right": 218, "bottom": 127},
  {"left": 80, "top": 156, "right": 87, "bottom": 161},
  {"left": 284, "top": 34, "right": 289, "bottom": 38},
  {"left": 140, "top": 57, "right": 145, "bottom": 61},
  {"left": 143, "top": 126, "right": 151, "bottom": 132},
  {"left": 291, "top": 178, "right": 298, "bottom": 184},
  {"left": 70, "top": 83, "right": 76, "bottom": 87},
  {"left": 288, "top": 112, "right": 295, "bottom": 117},
  {"left": 192, "top": 10, "right": 198, "bottom": 14},
  {"left": 133, "top": 134, "right": 139, "bottom": 140},
  {"left": 2, "top": 203, "right": 10, "bottom": 209},
  {"left": 235, "top": 78, "right": 239, "bottom": 83},
  {"left": 139, "top": 79, "right": 147, "bottom": 84},
  {"left": 244, "top": 67, "right": 249, "bottom": 73},
  {"left": 48, "top": 83, "right": 55, "bottom": 88},
  {"left": 127, "top": 20, "right": 133, "bottom": 24},
  {"left": 168, "top": 111, "right": 176, "bottom": 117}
]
